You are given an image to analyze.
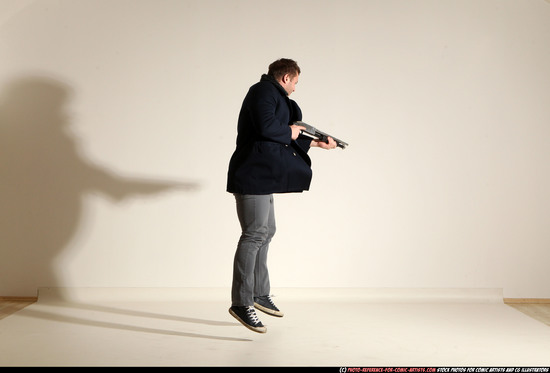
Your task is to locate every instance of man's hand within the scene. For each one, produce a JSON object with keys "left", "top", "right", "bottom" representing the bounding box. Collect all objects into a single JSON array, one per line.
[
  {"left": 311, "top": 136, "right": 338, "bottom": 149},
  {"left": 290, "top": 123, "right": 305, "bottom": 140}
]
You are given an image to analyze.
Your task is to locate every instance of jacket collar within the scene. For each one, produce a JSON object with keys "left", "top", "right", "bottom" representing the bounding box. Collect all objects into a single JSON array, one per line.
[{"left": 260, "top": 74, "right": 288, "bottom": 96}]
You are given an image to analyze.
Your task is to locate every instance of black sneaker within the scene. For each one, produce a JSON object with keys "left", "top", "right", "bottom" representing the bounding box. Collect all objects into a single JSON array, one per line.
[
  {"left": 229, "top": 306, "right": 267, "bottom": 333},
  {"left": 254, "top": 295, "right": 284, "bottom": 317}
]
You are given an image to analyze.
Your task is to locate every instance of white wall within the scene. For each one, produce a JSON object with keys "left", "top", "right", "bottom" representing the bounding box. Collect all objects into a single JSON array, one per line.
[{"left": 1, "top": 0, "right": 549, "bottom": 298}]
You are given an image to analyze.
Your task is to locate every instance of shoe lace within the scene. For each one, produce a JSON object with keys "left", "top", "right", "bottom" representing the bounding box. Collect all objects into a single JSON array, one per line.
[
  {"left": 245, "top": 306, "right": 261, "bottom": 324},
  {"left": 264, "top": 295, "right": 276, "bottom": 306}
]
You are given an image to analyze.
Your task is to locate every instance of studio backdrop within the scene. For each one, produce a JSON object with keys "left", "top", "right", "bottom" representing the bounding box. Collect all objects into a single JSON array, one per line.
[{"left": 1, "top": 0, "right": 549, "bottom": 298}]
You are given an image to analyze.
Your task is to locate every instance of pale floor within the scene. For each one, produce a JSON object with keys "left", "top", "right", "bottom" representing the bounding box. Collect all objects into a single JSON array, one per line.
[{"left": 1, "top": 288, "right": 550, "bottom": 367}]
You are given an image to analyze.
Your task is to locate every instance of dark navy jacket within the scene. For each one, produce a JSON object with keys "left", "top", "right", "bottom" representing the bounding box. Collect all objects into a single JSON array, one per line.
[{"left": 227, "top": 74, "right": 312, "bottom": 195}]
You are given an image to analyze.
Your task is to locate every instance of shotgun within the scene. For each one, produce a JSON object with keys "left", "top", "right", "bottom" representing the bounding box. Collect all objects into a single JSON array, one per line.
[{"left": 293, "top": 121, "right": 348, "bottom": 149}]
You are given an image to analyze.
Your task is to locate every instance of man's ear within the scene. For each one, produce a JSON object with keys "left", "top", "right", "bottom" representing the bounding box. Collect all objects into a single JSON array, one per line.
[{"left": 281, "top": 73, "right": 290, "bottom": 83}]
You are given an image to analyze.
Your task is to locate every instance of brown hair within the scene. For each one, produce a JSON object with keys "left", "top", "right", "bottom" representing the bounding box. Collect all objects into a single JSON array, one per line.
[{"left": 267, "top": 58, "right": 301, "bottom": 80}]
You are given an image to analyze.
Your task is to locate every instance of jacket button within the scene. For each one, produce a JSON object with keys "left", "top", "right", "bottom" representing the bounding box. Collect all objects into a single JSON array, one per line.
[{"left": 293, "top": 152, "right": 297, "bottom": 156}]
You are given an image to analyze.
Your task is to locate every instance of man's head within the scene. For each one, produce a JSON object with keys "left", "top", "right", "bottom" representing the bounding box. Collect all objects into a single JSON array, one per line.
[{"left": 268, "top": 58, "right": 300, "bottom": 96}]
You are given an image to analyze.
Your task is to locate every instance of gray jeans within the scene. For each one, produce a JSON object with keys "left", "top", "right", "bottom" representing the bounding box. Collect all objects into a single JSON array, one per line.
[{"left": 231, "top": 194, "right": 276, "bottom": 306}]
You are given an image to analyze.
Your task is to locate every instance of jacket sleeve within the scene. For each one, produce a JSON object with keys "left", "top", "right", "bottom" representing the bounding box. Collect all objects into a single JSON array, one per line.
[{"left": 247, "top": 85, "right": 292, "bottom": 145}]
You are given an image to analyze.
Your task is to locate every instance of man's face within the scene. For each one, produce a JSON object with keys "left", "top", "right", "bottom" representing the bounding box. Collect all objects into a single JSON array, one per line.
[{"left": 281, "top": 73, "right": 299, "bottom": 96}]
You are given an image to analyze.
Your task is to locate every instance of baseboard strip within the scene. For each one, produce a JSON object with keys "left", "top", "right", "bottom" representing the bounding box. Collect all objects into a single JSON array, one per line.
[{"left": 504, "top": 298, "right": 550, "bottom": 304}]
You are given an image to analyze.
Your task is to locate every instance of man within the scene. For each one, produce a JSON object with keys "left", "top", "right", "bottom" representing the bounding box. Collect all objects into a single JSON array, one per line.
[{"left": 227, "top": 58, "right": 337, "bottom": 333}]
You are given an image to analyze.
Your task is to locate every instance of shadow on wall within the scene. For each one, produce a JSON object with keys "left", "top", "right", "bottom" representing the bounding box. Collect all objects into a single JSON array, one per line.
[{"left": 0, "top": 75, "right": 198, "bottom": 296}]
